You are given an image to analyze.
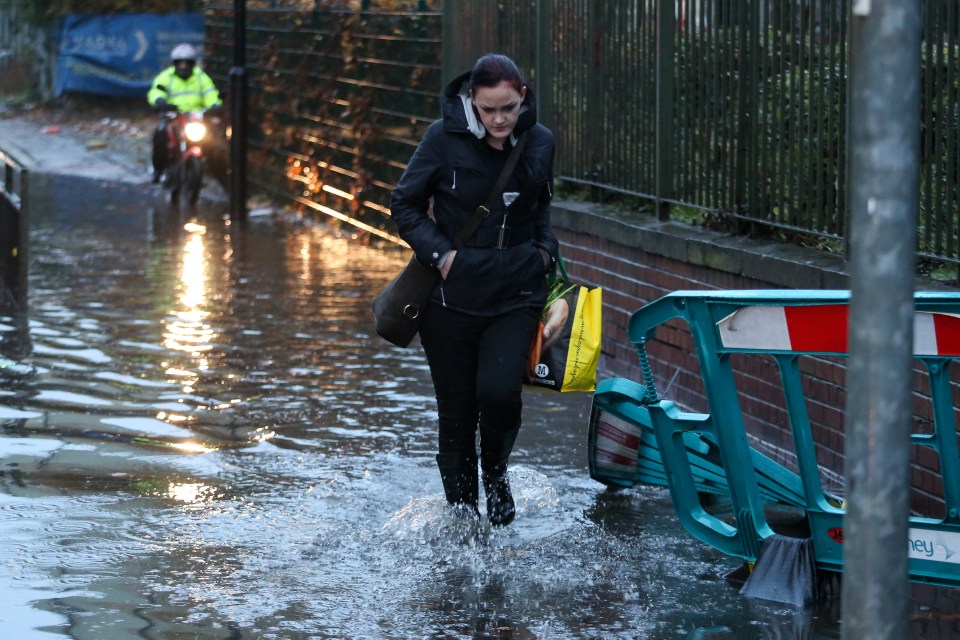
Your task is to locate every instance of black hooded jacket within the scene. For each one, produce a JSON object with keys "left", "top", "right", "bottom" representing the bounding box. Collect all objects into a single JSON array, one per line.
[{"left": 390, "top": 71, "right": 559, "bottom": 316}]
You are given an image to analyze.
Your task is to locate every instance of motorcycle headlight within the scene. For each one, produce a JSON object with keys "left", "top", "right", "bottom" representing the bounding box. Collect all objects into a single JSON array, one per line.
[{"left": 184, "top": 121, "right": 207, "bottom": 142}]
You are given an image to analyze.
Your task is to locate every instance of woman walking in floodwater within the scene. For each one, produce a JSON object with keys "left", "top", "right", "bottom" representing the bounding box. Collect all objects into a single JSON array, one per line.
[{"left": 390, "top": 53, "right": 559, "bottom": 525}]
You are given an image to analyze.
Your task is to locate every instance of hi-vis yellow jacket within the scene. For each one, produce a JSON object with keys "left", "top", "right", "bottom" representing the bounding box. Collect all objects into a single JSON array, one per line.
[{"left": 147, "top": 66, "right": 221, "bottom": 111}]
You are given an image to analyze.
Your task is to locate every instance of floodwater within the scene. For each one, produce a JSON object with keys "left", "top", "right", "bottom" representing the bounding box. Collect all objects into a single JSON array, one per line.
[{"left": 0, "top": 174, "right": 954, "bottom": 639}]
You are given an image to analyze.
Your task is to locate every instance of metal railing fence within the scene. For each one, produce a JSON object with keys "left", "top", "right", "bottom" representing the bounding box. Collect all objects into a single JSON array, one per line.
[
  {"left": 0, "top": 0, "right": 57, "bottom": 99},
  {"left": 204, "top": 2, "right": 441, "bottom": 241},
  {"left": 0, "top": 0, "right": 19, "bottom": 72},
  {"left": 473, "top": 0, "right": 853, "bottom": 244},
  {"left": 204, "top": 1, "right": 960, "bottom": 269},
  {"left": 0, "top": 0, "right": 31, "bottom": 90},
  {"left": 458, "top": 0, "right": 957, "bottom": 268}
]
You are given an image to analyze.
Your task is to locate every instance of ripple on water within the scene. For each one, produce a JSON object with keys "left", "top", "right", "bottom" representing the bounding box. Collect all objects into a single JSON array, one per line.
[
  {"left": 0, "top": 496, "right": 69, "bottom": 520},
  {"left": 33, "top": 390, "right": 114, "bottom": 407},
  {"left": 32, "top": 344, "right": 112, "bottom": 364},
  {"left": 99, "top": 417, "right": 196, "bottom": 440},
  {"left": 0, "top": 492, "right": 139, "bottom": 590},
  {"left": 0, "top": 407, "right": 42, "bottom": 421},
  {"left": 93, "top": 372, "right": 174, "bottom": 388}
]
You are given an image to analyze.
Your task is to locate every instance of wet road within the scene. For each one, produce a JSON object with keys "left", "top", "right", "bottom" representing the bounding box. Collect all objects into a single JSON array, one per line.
[{"left": 2, "top": 174, "right": 944, "bottom": 638}]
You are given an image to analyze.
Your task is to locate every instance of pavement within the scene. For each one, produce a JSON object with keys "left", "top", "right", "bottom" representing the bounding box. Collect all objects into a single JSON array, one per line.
[{"left": 0, "top": 113, "right": 152, "bottom": 185}]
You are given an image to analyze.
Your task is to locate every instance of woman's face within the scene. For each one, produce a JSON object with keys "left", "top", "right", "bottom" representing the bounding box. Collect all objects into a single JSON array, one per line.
[{"left": 471, "top": 81, "right": 526, "bottom": 148}]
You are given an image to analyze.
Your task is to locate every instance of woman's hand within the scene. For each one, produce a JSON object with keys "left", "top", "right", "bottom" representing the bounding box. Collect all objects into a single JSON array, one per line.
[{"left": 439, "top": 250, "right": 457, "bottom": 279}]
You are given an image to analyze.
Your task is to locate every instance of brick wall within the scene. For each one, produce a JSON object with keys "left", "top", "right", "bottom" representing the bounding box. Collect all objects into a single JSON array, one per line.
[{"left": 552, "top": 200, "right": 954, "bottom": 516}]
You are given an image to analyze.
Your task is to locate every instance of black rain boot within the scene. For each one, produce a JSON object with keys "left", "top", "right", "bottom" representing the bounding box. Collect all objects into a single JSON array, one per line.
[
  {"left": 480, "top": 424, "right": 520, "bottom": 526},
  {"left": 435, "top": 452, "right": 479, "bottom": 517}
]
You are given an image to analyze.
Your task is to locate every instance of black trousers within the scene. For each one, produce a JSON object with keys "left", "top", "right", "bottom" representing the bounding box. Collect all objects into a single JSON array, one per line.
[
  {"left": 152, "top": 121, "right": 174, "bottom": 176},
  {"left": 419, "top": 301, "right": 540, "bottom": 457}
]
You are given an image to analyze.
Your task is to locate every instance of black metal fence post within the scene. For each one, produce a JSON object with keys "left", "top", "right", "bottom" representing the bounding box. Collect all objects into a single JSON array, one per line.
[
  {"left": 535, "top": 0, "right": 554, "bottom": 134},
  {"left": 655, "top": 0, "right": 675, "bottom": 221},
  {"left": 229, "top": 0, "right": 248, "bottom": 223},
  {"left": 0, "top": 149, "right": 29, "bottom": 357}
]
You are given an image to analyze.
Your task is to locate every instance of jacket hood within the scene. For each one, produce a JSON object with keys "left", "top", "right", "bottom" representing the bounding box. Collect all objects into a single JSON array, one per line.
[{"left": 441, "top": 71, "right": 538, "bottom": 143}]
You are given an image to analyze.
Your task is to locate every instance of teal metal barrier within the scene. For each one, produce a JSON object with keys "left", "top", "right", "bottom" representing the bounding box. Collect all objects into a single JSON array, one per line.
[
  {"left": 589, "top": 378, "right": 807, "bottom": 507},
  {"left": 588, "top": 290, "right": 960, "bottom": 587}
]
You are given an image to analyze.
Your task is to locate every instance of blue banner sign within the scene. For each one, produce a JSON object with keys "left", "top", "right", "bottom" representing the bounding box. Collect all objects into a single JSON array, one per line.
[{"left": 56, "top": 13, "right": 204, "bottom": 97}]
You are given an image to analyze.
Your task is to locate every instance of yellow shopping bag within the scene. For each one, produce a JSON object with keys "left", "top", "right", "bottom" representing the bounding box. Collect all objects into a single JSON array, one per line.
[{"left": 527, "top": 283, "right": 602, "bottom": 392}]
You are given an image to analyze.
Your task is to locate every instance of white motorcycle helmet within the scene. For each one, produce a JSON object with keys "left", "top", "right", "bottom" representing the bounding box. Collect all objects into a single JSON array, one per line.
[
  {"left": 170, "top": 43, "right": 199, "bottom": 78},
  {"left": 170, "top": 43, "right": 199, "bottom": 63}
]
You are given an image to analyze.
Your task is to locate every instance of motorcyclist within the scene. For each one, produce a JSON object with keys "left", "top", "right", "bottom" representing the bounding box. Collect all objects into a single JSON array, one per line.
[{"left": 147, "top": 43, "right": 222, "bottom": 183}]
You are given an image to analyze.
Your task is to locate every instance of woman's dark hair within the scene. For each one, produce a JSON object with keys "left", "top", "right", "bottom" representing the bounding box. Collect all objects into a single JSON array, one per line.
[{"left": 468, "top": 54, "right": 525, "bottom": 93}]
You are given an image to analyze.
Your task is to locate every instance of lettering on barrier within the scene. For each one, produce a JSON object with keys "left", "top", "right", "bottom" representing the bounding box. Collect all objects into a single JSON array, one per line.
[{"left": 907, "top": 528, "right": 960, "bottom": 563}]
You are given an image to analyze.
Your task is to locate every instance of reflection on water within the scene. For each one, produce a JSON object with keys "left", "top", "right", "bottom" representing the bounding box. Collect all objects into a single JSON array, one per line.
[
  {"left": 0, "top": 176, "right": 955, "bottom": 638},
  {"left": 164, "top": 223, "right": 215, "bottom": 367}
]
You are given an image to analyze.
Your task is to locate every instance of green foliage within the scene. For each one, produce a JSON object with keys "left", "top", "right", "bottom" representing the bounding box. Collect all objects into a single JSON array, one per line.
[
  {"left": 554, "top": 179, "right": 652, "bottom": 216},
  {"left": 669, "top": 204, "right": 710, "bottom": 226},
  {"left": 918, "top": 258, "right": 959, "bottom": 284},
  {"left": 553, "top": 180, "right": 591, "bottom": 202}
]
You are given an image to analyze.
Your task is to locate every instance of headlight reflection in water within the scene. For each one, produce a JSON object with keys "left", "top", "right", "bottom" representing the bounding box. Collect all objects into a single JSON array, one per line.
[{"left": 162, "top": 224, "right": 214, "bottom": 391}]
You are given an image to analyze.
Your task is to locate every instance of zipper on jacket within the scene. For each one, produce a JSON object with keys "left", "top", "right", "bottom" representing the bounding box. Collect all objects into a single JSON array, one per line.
[
  {"left": 440, "top": 281, "right": 447, "bottom": 306},
  {"left": 452, "top": 170, "right": 457, "bottom": 190},
  {"left": 496, "top": 212, "right": 508, "bottom": 250}
]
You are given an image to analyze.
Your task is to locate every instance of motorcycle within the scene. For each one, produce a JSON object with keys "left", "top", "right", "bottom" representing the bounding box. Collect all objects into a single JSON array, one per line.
[{"left": 159, "top": 108, "right": 218, "bottom": 205}]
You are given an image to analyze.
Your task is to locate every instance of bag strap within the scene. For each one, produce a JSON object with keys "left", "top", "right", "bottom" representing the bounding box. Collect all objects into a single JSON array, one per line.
[
  {"left": 548, "top": 250, "right": 571, "bottom": 288},
  {"left": 452, "top": 131, "right": 529, "bottom": 249},
  {"left": 556, "top": 251, "right": 571, "bottom": 284}
]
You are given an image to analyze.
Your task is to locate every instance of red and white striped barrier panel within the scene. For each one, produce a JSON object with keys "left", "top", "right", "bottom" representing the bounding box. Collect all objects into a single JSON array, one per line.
[{"left": 716, "top": 304, "right": 960, "bottom": 356}]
